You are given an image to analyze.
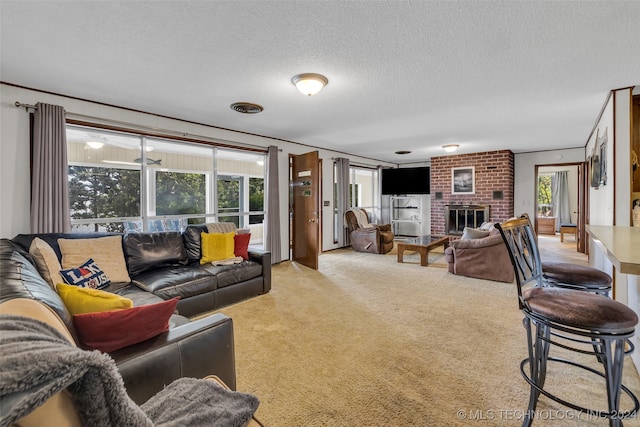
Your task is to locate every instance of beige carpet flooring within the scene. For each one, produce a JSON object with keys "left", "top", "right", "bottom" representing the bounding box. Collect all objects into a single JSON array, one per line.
[{"left": 207, "top": 242, "right": 640, "bottom": 426}]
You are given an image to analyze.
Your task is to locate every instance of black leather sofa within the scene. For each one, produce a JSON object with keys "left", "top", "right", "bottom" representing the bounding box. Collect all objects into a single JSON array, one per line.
[
  {"left": 1, "top": 225, "right": 271, "bottom": 404},
  {"left": 11, "top": 224, "right": 272, "bottom": 317}
]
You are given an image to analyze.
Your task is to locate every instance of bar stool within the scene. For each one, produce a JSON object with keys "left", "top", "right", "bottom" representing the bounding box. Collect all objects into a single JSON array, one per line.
[
  {"left": 496, "top": 217, "right": 639, "bottom": 427},
  {"left": 542, "top": 262, "right": 612, "bottom": 296},
  {"left": 521, "top": 213, "right": 613, "bottom": 296}
]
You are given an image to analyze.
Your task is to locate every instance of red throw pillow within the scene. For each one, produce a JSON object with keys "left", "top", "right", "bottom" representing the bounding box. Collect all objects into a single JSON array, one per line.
[
  {"left": 234, "top": 233, "right": 251, "bottom": 260},
  {"left": 73, "top": 297, "right": 179, "bottom": 353}
]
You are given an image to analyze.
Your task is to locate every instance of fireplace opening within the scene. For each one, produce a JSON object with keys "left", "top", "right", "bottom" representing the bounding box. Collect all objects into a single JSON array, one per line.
[{"left": 445, "top": 205, "right": 490, "bottom": 235}]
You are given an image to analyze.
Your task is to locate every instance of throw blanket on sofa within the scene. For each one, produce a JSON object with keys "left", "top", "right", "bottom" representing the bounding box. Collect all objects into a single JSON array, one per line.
[
  {"left": 0, "top": 315, "right": 259, "bottom": 427},
  {"left": 348, "top": 208, "right": 374, "bottom": 229},
  {"left": 206, "top": 222, "right": 237, "bottom": 234}
]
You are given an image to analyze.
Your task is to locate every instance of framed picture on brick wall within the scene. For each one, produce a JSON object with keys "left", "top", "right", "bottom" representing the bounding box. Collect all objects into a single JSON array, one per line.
[{"left": 451, "top": 166, "right": 475, "bottom": 194}]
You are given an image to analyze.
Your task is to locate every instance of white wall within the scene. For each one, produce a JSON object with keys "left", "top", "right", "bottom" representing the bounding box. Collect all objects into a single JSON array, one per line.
[
  {"left": 0, "top": 83, "right": 396, "bottom": 261},
  {"left": 514, "top": 148, "right": 585, "bottom": 220},
  {"left": 586, "top": 94, "right": 615, "bottom": 226},
  {"left": 584, "top": 88, "right": 633, "bottom": 227}
]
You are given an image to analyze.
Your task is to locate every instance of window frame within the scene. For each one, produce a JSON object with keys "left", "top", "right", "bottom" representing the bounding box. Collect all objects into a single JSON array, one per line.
[{"left": 66, "top": 123, "right": 267, "bottom": 243}]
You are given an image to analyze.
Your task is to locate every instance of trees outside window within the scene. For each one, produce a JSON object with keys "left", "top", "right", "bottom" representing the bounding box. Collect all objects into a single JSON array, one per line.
[
  {"left": 249, "top": 177, "right": 264, "bottom": 224},
  {"left": 217, "top": 177, "right": 240, "bottom": 227},
  {"left": 156, "top": 171, "right": 206, "bottom": 216},
  {"left": 537, "top": 175, "right": 553, "bottom": 217},
  {"left": 68, "top": 165, "right": 140, "bottom": 232},
  {"left": 66, "top": 125, "right": 266, "bottom": 246}
]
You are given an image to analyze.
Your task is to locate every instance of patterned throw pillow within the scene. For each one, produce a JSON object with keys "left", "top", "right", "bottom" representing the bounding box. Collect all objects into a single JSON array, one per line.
[{"left": 59, "top": 258, "right": 111, "bottom": 289}]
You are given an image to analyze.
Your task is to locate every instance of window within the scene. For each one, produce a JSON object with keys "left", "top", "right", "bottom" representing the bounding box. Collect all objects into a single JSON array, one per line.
[
  {"left": 537, "top": 174, "right": 553, "bottom": 217},
  {"left": 332, "top": 162, "right": 380, "bottom": 243},
  {"left": 68, "top": 165, "right": 140, "bottom": 232},
  {"left": 155, "top": 171, "right": 206, "bottom": 216},
  {"left": 351, "top": 167, "right": 379, "bottom": 223},
  {"left": 217, "top": 175, "right": 241, "bottom": 226},
  {"left": 249, "top": 177, "right": 265, "bottom": 224},
  {"left": 66, "top": 125, "right": 266, "bottom": 246}
]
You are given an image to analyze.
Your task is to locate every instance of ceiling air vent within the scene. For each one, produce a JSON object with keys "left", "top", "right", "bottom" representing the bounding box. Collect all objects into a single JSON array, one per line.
[{"left": 230, "top": 102, "right": 264, "bottom": 114}]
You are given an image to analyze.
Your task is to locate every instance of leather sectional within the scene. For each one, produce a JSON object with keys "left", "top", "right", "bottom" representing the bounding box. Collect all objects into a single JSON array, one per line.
[{"left": 1, "top": 224, "right": 272, "bottom": 404}]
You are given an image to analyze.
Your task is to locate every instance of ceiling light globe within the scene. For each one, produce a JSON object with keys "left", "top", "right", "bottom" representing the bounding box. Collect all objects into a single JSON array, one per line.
[
  {"left": 86, "top": 141, "right": 104, "bottom": 149},
  {"left": 443, "top": 144, "right": 459, "bottom": 153},
  {"left": 292, "top": 73, "right": 328, "bottom": 96}
]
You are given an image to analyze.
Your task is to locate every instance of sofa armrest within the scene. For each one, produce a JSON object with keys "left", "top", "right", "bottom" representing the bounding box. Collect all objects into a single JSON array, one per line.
[
  {"left": 449, "top": 234, "right": 504, "bottom": 250},
  {"left": 248, "top": 248, "right": 271, "bottom": 293},
  {"left": 110, "top": 313, "right": 236, "bottom": 405}
]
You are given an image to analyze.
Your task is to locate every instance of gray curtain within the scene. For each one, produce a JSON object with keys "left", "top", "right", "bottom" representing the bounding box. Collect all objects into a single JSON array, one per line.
[
  {"left": 31, "top": 103, "right": 71, "bottom": 233},
  {"left": 265, "top": 145, "right": 281, "bottom": 263},
  {"left": 552, "top": 171, "right": 571, "bottom": 231},
  {"left": 335, "top": 158, "right": 350, "bottom": 247}
]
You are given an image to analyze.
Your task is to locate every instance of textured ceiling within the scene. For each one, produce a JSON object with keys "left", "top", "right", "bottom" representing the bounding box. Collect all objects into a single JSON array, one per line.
[{"left": 1, "top": 1, "right": 639, "bottom": 164}]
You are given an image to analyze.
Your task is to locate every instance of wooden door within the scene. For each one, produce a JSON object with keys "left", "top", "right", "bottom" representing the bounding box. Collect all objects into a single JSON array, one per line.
[
  {"left": 291, "top": 151, "right": 320, "bottom": 270},
  {"left": 577, "top": 162, "right": 587, "bottom": 253},
  {"left": 576, "top": 163, "right": 589, "bottom": 253}
]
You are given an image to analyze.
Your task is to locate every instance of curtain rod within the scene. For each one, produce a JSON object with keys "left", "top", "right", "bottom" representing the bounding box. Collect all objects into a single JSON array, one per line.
[
  {"left": 330, "top": 157, "right": 385, "bottom": 168},
  {"left": 15, "top": 101, "right": 35, "bottom": 109},
  {"left": 14, "top": 101, "right": 280, "bottom": 153}
]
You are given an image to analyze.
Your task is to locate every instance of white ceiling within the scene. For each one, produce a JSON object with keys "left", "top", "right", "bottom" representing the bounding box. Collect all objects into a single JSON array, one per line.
[{"left": 1, "top": 1, "right": 639, "bottom": 164}]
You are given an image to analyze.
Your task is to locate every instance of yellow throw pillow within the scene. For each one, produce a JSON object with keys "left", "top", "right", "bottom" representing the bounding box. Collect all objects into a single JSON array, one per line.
[
  {"left": 58, "top": 236, "right": 131, "bottom": 283},
  {"left": 200, "top": 231, "right": 235, "bottom": 264},
  {"left": 56, "top": 283, "right": 133, "bottom": 315},
  {"left": 29, "top": 237, "right": 63, "bottom": 290}
]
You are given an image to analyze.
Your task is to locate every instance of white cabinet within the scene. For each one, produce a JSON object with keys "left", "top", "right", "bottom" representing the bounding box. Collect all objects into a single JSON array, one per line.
[{"left": 390, "top": 196, "right": 422, "bottom": 237}]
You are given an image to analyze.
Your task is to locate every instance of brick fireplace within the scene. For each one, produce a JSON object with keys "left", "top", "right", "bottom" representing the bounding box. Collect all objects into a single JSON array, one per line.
[
  {"left": 445, "top": 204, "right": 490, "bottom": 235},
  {"left": 431, "top": 150, "right": 514, "bottom": 235}
]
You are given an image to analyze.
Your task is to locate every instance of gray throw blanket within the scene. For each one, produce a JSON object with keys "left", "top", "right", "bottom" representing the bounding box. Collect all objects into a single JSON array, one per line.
[{"left": 0, "top": 314, "right": 259, "bottom": 427}]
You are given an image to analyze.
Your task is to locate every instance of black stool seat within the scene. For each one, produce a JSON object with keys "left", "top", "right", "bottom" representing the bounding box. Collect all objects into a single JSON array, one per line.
[
  {"left": 525, "top": 287, "right": 638, "bottom": 333},
  {"left": 542, "top": 262, "right": 612, "bottom": 294}
]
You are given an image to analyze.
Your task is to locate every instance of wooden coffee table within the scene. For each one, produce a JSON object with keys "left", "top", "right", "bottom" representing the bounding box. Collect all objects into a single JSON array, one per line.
[{"left": 397, "top": 235, "right": 450, "bottom": 267}]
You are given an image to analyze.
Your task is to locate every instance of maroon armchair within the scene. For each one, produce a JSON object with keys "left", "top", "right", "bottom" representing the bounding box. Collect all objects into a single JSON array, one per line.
[{"left": 344, "top": 208, "right": 394, "bottom": 254}]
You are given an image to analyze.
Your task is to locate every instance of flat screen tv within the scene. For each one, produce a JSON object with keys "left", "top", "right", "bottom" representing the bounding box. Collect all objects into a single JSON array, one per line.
[{"left": 381, "top": 167, "right": 430, "bottom": 195}]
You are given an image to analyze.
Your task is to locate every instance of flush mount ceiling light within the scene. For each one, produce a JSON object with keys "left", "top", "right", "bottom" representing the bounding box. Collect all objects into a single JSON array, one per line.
[
  {"left": 292, "top": 73, "right": 328, "bottom": 96},
  {"left": 85, "top": 141, "right": 104, "bottom": 149},
  {"left": 230, "top": 102, "right": 264, "bottom": 114},
  {"left": 442, "top": 144, "right": 459, "bottom": 153},
  {"left": 395, "top": 150, "right": 412, "bottom": 155}
]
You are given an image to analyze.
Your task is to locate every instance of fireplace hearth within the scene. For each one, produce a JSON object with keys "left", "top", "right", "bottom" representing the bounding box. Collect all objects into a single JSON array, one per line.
[{"left": 445, "top": 205, "right": 490, "bottom": 235}]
